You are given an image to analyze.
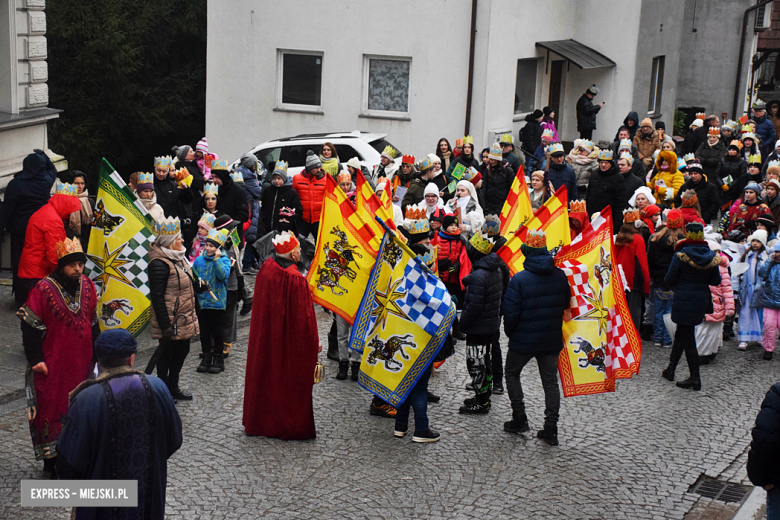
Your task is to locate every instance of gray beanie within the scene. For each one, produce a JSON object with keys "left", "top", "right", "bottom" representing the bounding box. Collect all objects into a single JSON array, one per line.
[
  {"left": 240, "top": 152, "right": 259, "bottom": 170},
  {"left": 305, "top": 150, "right": 322, "bottom": 171},
  {"left": 173, "top": 145, "right": 191, "bottom": 163},
  {"left": 272, "top": 165, "right": 288, "bottom": 184}
]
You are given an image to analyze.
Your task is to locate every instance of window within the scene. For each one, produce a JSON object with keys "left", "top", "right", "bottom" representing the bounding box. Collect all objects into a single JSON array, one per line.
[
  {"left": 648, "top": 56, "right": 665, "bottom": 115},
  {"left": 334, "top": 145, "right": 362, "bottom": 163},
  {"left": 514, "top": 59, "right": 538, "bottom": 114},
  {"left": 363, "top": 56, "right": 411, "bottom": 117},
  {"left": 285, "top": 145, "right": 321, "bottom": 168},
  {"left": 278, "top": 51, "right": 322, "bottom": 109},
  {"left": 254, "top": 147, "right": 283, "bottom": 168},
  {"left": 369, "top": 138, "right": 401, "bottom": 156}
]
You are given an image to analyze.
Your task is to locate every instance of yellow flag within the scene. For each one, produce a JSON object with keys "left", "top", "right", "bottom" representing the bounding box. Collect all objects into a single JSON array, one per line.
[
  {"left": 499, "top": 165, "right": 533, "bottom": 235},
  {"left": 84, "top": 158, "right": 155, "bottom": 336},
  {"left": 306, "top": 174, "right": 378, "bottom": 324},
  {"left": 497, "top": 185, "right": 571, "bottom": 275}
]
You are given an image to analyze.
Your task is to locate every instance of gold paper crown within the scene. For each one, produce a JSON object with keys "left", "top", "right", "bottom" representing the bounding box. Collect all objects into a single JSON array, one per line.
[
  {"left": 207, "top": 228, "right": 228, "bottom": 246},
  {"left": 274, "top": 160, "right": 288, "bottom": 173},
  {"left": 382, "top": 145, "right": 399, "bottom": 159},
  {"left": 154, "top": 217, "right": 181, "bottom": 236},
  {"left": 272, "top": 231, "right": 300, "bottom": 255},
  {"left": 210, "top": 159, "right": 228, "bottom": 170},
  {"left": 137, "top": 172, "right": 154, "bottom": 185},
  {"left": 623, "top": 208, "right": 641, "bottom": 224},
  {"left": 768, "top": 159, "right": 780, "bottom": 170},
  {"left": 598, "top": 149, "right": 613, "bottom": 161},
  {"left": 525, "top": 229, "right": 547, "bottom": 249},
  {"left": 725, "top": 119, "right": 739, "bottom": 130},
  {"left": 542, "top": 129, "right": 555, "bottom": 140},
  {"left": 204, "top": 183, "right": 219, "bottom": 196},
  {"left": 677, "top": 157, "right": 687, "bottom": 170},
  {"left": 619, "top": 152, "right": 634, "bottom": 165},
  {"left": 569, "top": 200, "right": 587, "bottom": 213},
  {"left": 729, "top": 140, "right": 743, "bottom": 150},
  {"left": 482, "top": 214, "right": 501, "bottom": 236},
  {"left": 418, "top": 246, "right": 436, "bottom": 267},
  {"left": 404, "top": 203, "right": 430, "bottom": 234},
  {"left": 681, "top": 189, "right": 698, "bottom": 208},
  {"left": 683, "top": 153, "right": 695, "bottom": 162},
  {"left": 741, "top": 124, "right": 754, "bottom": 133},
  {"left": 546, "top": 143, "right": 564, "bottom": 155},
  {"left": 489, "top": 143, "right": 503, "bottom": 157},
  {"left": 470, "top": 231, "right": 495, "bottom": 255},
  {"left": 749, "top": 154, "right": 762, "bottom": 165},
  {"left": 173, "top": 167, "right": 190, "bottom": 182},
  {"left": 455, "top": 138, "right": 463, "bottom": 148},
  {"left": 462, "top": 135, "right": 474, "bottom": 145},
  {"left": 417, "top": 157, "right": 433, "bottom": 172},
  {"left": 230, "top": 171, "right": 244, "bottom": 182},
  {"left": 55, "top": 237, "right": 83, "bottom": 260},
  {"left": 463, "top": 166, "right": 480, "bottom": 182},
  {"left": 402, "top": 154, "right": 415, "bottom": 165},
  {"left": 708, "top": 127, "right": 720, "bottom": 136},
  {"left": 154, "top": 156, "right": 172, "bottom": 169},
  {"left": 498, "top": 133, "right": 513, "bottom": 144},
  {"left": 55, "top": 182, "right": 78, "bottom": 196},
  {"left": 198, "top": 212, "right": 216, "bottom": 228},
  {"left": 404, "top": 205, "right": 426, "bottom": 220},
  {"left": 618, "top": 139, "right": 631, "bottom": 150},
  {"left": 581, "top": 139, "right": 595, "bottom": 150},
  {"left": 695, "top": 113, "right": 706, "bottom": 120}
]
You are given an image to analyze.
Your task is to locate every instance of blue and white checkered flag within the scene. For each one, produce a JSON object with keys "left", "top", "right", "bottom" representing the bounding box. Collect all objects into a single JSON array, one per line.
[{"left": 397, "top": 258, "right": 453, "bottom": 336}]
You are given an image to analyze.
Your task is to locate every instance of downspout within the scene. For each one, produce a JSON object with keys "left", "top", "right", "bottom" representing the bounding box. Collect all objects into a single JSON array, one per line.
[
  {"left": 732, "top": 0, "right": 773, "bottom": 119},
  {"left": 464, "top": 0, "right": 478, "bottom": 135}
]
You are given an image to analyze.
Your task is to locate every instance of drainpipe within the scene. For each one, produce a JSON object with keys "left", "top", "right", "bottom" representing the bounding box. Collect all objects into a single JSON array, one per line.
[
  {"left": 464, "top": 0, "right": 478, "bottom": 135},
  {"left": 732, "top": 0, "right": 773, "bottom": 119}
]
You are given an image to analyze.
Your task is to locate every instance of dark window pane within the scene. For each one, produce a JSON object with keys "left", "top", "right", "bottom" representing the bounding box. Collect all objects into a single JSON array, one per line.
[
  {"left": 368, "top": 59, "right": 410, "bottom": 112},
  {"left": 369, "top": 138, "right": 401, "bottom": 156},
  {"left": 282, "top": 54, "right": 322, "bottom": 106},
  {"left": 514, "top": 59, "right": 537, "bottom": 114},
  {"left": 286, "top": 145, "right": 320, "bottom": 168},
  {"left": 334, "top": 145, "right": 362, "bottom": 162}
]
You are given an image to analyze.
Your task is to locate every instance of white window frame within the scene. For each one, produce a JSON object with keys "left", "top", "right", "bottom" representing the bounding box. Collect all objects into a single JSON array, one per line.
[
  {"left": 648, "top": 55, "right": 665, "bottom": 116},
  {"left": 275, "top": 49, "right": 324, "bottom": 114},
  {"left": 361, "top": 54, "right": 412, "bottom": 120}
]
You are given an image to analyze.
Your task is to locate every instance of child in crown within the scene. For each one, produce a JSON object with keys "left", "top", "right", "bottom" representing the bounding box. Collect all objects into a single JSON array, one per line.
[
  {"left": 190, "top": 213, "right": 215, "bottom": 262},
  {"left": 431, "top": 213, "right": 472, "bottom": 341},
  {"left": 193, "top": 229, "right": 231, "bottom": 375}
]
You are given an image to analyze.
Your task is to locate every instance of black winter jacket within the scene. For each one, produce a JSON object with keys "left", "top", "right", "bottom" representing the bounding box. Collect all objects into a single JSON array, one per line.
[
  {"left": 665, "top": 241, "right": 721, "bottom": 326},
  {"left": 647, "top": 231, "right": 677, "bottom": 290},
  {"left": 482, "top": 161, "right": 515, "bottom": 215},
  {"left": 0, "top": 151, "right": 56, "bottom": 236},
  {"left": 695, "top": 141, "right": 726, "bottom": 183},
  {"left": 613, "top": 112, "right": 639, "bottom": 142},
  {"left": 154, "top": 176, "right": 193, "bottom": 220},
  {"left": 576, "top": 93, "right": 600, "bottom": 132},
  {"left": 621, "top": 171, "right": 644, "bottom": 206},
  {"left": 259, "top": 183, "right": 302, "bottom": 237},
  {"left": 179, "top": 159, "right": 204, "bottom": 199},
  {"left": 519, "top": 118, "right": 542, "bottom": 155},
  {"left": 445, "top": 155, "right": 480, "bottom": 184},
  {"left": 585, "top": 164, "right": 626, "bottom": 233},
  {"left": 459, "top": 253, "right": 505, "bottom": 335},
  {"left": 673, "top": 176, "right": 720, "bottom": 222},
  {"left": 548, "top": 160, "right": 578, "bottom": 202},
  {"left": 747, "top": 382, "right": 780, "bottom": 488},
  {"left": 504, "top": 252, "right": 570, "bottom": 355},
  {"left": 213, "top": 170, "right": 249, "bottom": 230},
  {"left": 715, "top": 155, "right": 748, "bottom": 200},
  {"left": 684, "top": 126, "right": 709, "bottom": 156}
]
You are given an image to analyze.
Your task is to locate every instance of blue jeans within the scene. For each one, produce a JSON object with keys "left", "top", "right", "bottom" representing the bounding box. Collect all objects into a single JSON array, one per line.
[
  {"left": 242, "top": 245, "right": 258, "bottom": 270},
  {"left": 395, "top": 366, "right": 432, "bottom": 432},
  {"left": 769, "top": 486, "right": 780, "bottom": 520},
  {"left": 653, "top": 288, "right": 674, "bottom": 345}
]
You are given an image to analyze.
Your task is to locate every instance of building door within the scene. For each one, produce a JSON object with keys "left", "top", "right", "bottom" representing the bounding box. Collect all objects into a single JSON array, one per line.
[{"left": 548, "top": 61, "right": 563, "bottom": 129}]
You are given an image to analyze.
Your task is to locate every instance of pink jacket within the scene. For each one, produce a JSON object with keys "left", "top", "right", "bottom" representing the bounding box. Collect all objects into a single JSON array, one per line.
[{"left": 705, "top": 254, "right": 735, "bottom": 322}]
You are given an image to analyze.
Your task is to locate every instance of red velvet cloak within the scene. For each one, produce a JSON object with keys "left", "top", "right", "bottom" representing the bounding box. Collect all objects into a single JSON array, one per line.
[{"left": 242, "top": 258, "right": 319, "bottom": 440}]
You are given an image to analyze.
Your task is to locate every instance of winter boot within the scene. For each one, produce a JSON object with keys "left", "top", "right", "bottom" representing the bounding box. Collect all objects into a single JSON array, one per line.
[
  {"left": 223, "top": 343, "right": 231, "bottom": 359},
  {"left": 661, "top": 366, "right": 675, "bottom": 381},
  {"left": 336, "top": 360, "right": 349, "bottom": 380},
  {"left": 197, "top": 352, "right": 213, "bottom": 373},
  {"left": 239, "top": 296, "right": 253, "bottom": 316},
  {"left": 459, "top": 399, "right": 491, "bottom": 415},
  {"left": 504, "top": 414, "right": 530, "bottom": 435},
  {"left": 350, "top": 361, "right": 360, "bottom": 381},
  {"left": 426, "top": 391, "right": 441, "bottom": 403},
  {"left": 676, "top": 377, "right": 701, "bottom": 391},
  {"left": 452, "top": 317, "right": 466, "bottom": 341},
  {"left": 327, "top": 319, "right": 339, "bottom": 361},
  {"left": 209, "top": 353, "right": 224, "bottom": 374},
  {"left": 537, "top": 422, "right": 559, "bottom": 446}
]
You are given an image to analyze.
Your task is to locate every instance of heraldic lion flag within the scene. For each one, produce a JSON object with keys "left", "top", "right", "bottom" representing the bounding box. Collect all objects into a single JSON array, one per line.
[
  {"left": 349, "top": 228, "right": 456, "bottom": 406},
  {"left": 554, "top": 208, "right": 642, "bottom": 397},
  {"left": 84, "top": 158, "right": 155, "bottom": 336}
]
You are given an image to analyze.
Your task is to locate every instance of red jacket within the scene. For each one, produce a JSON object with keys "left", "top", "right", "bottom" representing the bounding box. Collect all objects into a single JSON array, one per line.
[
  {"left": 615, "top": 233, "right": 650, "bottom": 294},
  {"left": 431, "top": 232, "right": 471, "bottom": 289},
  {"left": 292, "top": 171, "right": 327, "bottom": 224},
  {"left": 19, "top": 195, "right": 81, "bottom": 279},
  {"left": 680, "top": 207, "right": 705, "bottom": 226}
]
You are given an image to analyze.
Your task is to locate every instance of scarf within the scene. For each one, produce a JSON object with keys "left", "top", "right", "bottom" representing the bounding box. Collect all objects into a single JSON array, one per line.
[
  {"left": 320, "top": 156, "right": 340, "bottom": 177},
  {"left": 456, "top": 195, "right": 471, "bottom": 209},
  {"left": 161, "top": 246, "right": 190, "bottom": 268},
  {"left": 139, "top": 191, "right": 158, "bottom": 211},
  {"left": 567, "top": 151, "right": 596, "bottom": 165},
  {"left": 69, "top": 189, "right": 93, "bottom": 235},
  {"left": 437, "top": 229, "right": 461, "bottom": 241}
]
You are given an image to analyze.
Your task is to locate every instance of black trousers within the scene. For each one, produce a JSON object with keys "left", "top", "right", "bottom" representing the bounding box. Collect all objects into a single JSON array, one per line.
[
  {"left": 668, "top": 323, "right": 699, "bottom": 378},
  {"left": 11, "top": 233, "right": 25, "bottom": 300},
  {"left": 156, "top": 338, "right": 190, "bottom": 391},
  {"left": 299, "top": 221, "right": 320, "bottom": 243},
  {"left": 505, "top": 350, "right": 560, "bottom": 424},
  {"left": 579, "top": 129, "right": 594, "bottom": 139},
  {"left": 466, "top": 334, "right": 493, "bottom": 404},
  {"left": 199, "top": 309, "right": 224, "bottom": 354},
  {"left": 491, "top": 330, "right": 503, "bottom": 383}
]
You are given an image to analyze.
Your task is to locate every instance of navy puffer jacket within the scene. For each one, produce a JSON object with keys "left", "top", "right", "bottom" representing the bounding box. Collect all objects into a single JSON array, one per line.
[
  {"left": 747, "top": 382, "right": 780, "bottom": 488},
  {"left": 459, "top": 253, "right": 505, "bottom": 335},
  {"left": 664, "top": 241, "right": 721, "bottom": 326},
  {"left": 503, "top": 252, "right": 570, "bottom": 355},
  {"left": 0, "top": 151, "right": 57, "bottom": 236}
]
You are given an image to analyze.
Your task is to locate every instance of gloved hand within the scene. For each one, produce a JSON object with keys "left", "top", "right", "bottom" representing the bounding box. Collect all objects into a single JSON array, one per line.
[{"left": 195, "top": 280, "right": 211, "bottom": 294}]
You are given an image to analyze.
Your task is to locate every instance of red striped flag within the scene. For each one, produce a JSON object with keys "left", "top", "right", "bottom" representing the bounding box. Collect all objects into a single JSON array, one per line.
[{"left": 499, "top": 165, "right": 533, "bottom": 236}]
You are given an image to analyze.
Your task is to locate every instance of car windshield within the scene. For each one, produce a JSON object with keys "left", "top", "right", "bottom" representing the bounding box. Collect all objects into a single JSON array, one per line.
[{"left": 369, "top": 138, "right": 401, "bottom": 156}]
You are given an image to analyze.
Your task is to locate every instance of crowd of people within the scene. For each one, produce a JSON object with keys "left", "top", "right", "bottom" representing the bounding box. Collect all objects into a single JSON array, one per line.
[{"left": 2, "top": 86, "right": 780, "bottom": 516}]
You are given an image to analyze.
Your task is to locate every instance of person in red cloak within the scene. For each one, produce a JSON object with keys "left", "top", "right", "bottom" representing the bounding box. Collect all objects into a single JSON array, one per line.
[
  {"left": 17, "top": 186, "right": 81, "bottom": 303},
  {"left": 568, "top": 200, "right": 590, "bottom": 241},
  {"left": 243, "top": 231, "right": 321, "bottom": 439}
]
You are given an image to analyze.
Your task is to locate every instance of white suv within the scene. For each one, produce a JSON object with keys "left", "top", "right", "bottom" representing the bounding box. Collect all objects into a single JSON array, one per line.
[{"left": 230, "top": 130, "right": 401, "bottom": 177}]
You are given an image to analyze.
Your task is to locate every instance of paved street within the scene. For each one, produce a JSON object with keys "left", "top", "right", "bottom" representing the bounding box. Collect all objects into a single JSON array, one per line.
[{"left": 0, "top": 280, "right": 777, "bottom": 519}]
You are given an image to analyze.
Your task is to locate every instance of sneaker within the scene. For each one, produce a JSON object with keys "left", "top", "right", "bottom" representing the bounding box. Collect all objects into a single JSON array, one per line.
[
  {"left": 370, "top": 401, "right": 397, "bottom": 418},
  {"left": 459, "top": 400, "right": 491, "bottom": 415},
  {"left": 465, "top": 382, "right": 475, "bottom": 391},
  {"left": 412, "top": 429, "right": 441, "bottom": 443},
  {"left": 504, "top": 419, "right": 530, "bottom": 435},
  {"left": 243, "top": 266, "right": 258, "bottom": 275},
  {"left": 738, "top": 342, "right": 748, "bottom": 351},
  {"left": 662, "top": 344, "right": 673, "bottom": 349},
  {"left": 653, "top": 342, "right": 662, "bottom": 348},
  {"left": 393, "top": 425, "right": 408, "bottom": 438},
  {"left": 463, "top": 396, "right": 477, "bottom": 406},
  {"left": 537, "top": 428, "right": 559, "bottom": 446},
  {"left": 492, "top": 382, "right": 505, "bottom": 395},
  {"left": 764, "top": 351, "right": 773, "bottom": 361}
]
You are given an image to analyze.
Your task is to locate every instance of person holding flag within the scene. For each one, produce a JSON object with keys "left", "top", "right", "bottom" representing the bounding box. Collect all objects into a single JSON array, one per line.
[{"left": 502, "top": 230, "right": 571, "bottom": 445}]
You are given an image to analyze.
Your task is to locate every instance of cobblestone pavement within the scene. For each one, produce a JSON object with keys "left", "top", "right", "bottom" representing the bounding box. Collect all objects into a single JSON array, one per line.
[{"left": 0, "top": 281, "right": 778, "bottom": 519}]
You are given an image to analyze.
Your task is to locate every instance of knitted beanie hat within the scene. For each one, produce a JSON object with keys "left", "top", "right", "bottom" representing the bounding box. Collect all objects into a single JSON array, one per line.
[
  {"left": 196, "top": 138, "right": 208, "bottom": 153},
  {"left": 173, "top": 145, "right": 191, "bottom": 163},
  {"left": 305, "top": 150, "right": 322, "bottom": 171},
  {"left": 442, "top": 213, "right": 459, "bottom": 230}
]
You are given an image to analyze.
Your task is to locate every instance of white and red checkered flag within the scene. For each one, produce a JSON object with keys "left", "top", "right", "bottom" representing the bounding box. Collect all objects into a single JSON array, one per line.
[
  {"left": 553, "top": 207, "right": 642, "bottom": 397},
  {"left": 560, "top": 260, "right": 595, "bottom": 319}
]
